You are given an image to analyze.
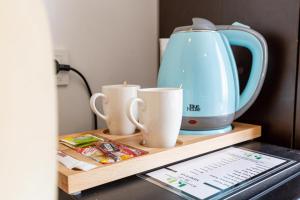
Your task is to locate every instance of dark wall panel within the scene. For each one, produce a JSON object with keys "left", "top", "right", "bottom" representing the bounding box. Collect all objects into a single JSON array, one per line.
[
  {"left": 295, "top": 47, "right": 300, "bottom": 149},
  {"left": 160, "top": 0, "right": 300, "bottom": 147}
]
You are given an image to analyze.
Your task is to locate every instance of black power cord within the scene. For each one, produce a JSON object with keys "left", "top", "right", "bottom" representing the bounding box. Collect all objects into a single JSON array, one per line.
[{"left": 55, "top": 60, "right": 98, "bottom": 130}]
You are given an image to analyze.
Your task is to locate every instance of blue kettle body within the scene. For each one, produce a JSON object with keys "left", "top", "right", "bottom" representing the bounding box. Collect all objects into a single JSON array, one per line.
[{"left": 157, "top": 18, "right": 268, "bottom": 134}]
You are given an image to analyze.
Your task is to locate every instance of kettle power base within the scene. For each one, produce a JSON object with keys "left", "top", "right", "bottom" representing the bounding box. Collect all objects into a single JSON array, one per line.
[
  {"left": 57, "top": 122, "right": 261, "bottom": 194},
  {"left": 180, "top": 125, "right": 232, "bottom": 135}
]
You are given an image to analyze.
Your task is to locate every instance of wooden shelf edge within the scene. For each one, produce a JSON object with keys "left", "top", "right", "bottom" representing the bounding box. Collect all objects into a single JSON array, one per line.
[{"left": 60, "top": 124, "right": 261, "bottom": 194}]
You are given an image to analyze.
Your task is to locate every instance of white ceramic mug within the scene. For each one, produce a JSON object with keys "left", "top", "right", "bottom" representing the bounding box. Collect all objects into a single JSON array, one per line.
[
  {"left": 90, "top": 84, "right": 140, "bottom": 135},
  {"left": 127, "top": 88, "right": 183, "bottom": 148}
]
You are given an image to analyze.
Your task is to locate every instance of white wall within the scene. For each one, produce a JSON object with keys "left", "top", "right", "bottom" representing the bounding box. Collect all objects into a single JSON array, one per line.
[{"left": 44, "top": 0, "right": 158, "bottom": 134}]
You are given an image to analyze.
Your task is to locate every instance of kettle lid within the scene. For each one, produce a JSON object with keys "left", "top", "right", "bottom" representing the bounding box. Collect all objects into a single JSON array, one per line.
[{"left": 173, "top": 18, "right": 216, "bottom": 33}]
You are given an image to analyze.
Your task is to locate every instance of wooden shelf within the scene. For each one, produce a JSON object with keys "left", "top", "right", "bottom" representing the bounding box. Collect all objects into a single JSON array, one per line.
[{"left": 58, "top": 122, "right": 261, "bottom": 194}]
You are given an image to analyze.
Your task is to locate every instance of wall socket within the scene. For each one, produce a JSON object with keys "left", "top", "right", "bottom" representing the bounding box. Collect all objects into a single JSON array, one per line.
[{"left": 54, "top": 49, "right": 70, "bottom": 86}]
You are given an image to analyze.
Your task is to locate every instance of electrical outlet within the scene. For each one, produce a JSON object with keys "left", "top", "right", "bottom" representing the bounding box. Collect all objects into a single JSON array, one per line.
[
  {"left": 56, "top": 71, "right": 69, "bottom": 86},
  {"left": 54, "top": 49, "right": 69, "bottom": 86}
]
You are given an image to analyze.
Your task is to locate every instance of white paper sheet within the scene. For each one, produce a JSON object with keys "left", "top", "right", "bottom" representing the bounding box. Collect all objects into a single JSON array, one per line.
[{"left": 147, "top": 147, "right": 287, "bottom": 199}]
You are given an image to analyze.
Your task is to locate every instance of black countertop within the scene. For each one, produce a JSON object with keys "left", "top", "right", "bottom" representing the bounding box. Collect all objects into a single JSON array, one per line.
[{"left": 58, "top": 141, "right": 300, "bottom": 200}]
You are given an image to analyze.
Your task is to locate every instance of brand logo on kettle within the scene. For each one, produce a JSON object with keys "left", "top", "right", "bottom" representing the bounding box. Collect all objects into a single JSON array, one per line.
[{"left": 187, "top": 104, "right": 200, "bottom": 112}]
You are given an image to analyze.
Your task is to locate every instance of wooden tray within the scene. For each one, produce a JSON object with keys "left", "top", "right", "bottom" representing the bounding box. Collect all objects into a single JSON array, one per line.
[{"left": 58, "top": 122, "right": 261, "bottom": 194}]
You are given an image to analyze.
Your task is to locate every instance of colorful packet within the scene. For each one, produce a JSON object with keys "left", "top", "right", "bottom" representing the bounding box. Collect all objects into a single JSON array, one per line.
[
  {"left": 97, "top": 142, "right": 119, "bottom": 153},
  {"left": 117, "top": 144, "right": 145, "bottom": 156},
  {"left": 111, "top": 151, "right": 133, "bottom": 161},
  {"left": 76, "top": 146, "right": 115, "bottom": 164},
  {"left": 96, "top": 141, "right": 147, "bottom": 162},
  {"left": 60, "top": 134, "right": 103, "bottom": 147}
]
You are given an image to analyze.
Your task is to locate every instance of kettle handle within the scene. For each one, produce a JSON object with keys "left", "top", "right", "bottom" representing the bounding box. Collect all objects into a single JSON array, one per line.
[{"left": 217, "top": 25, "right": 268, "bottom": 119}]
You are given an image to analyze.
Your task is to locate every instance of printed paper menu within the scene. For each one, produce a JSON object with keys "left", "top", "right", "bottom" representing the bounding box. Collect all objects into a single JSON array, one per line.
[{"left": 146, "top": 147, "right": 287, "bottom": 199}]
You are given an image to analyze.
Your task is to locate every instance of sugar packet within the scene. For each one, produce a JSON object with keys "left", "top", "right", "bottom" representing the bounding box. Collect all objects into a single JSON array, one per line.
[{"left": 57, "top": 151, "right": 97, "bottom": 171}]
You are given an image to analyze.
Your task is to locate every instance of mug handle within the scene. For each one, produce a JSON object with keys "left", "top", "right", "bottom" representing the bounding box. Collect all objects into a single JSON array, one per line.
[
  {"left": 90, "top": 93, "right": 109, "bottom": 121},
  {"left": 127, "top": 98, "right": 147, "bottom": 132}
]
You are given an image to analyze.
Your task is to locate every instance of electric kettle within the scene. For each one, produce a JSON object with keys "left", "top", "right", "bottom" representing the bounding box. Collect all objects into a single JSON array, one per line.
[{"left": 157, "top": 18, "right": 268, "bottom": 135}]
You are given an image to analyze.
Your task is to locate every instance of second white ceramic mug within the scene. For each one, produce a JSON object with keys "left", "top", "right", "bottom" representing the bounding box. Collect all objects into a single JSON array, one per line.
[
  {"left": 90, "top": 84, "right": 140, "bottom": 135},
  {"left": 127, "top": 88, "right": 183, "bottom": 148}
]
